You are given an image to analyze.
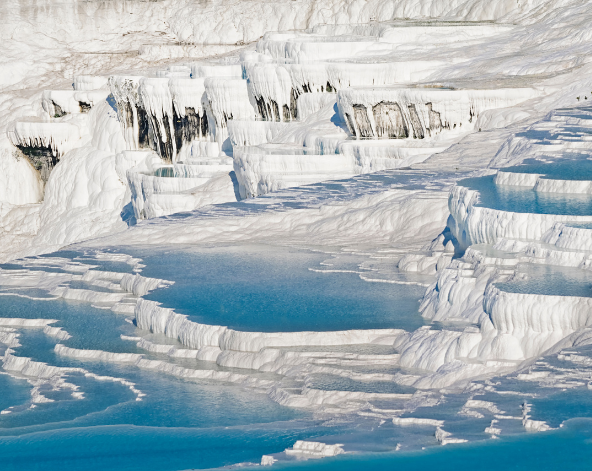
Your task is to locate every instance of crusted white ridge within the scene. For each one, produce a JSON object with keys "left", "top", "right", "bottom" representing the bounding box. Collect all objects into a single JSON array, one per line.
[
  {"left": 0, "top": 318, "right": 57, "bottom": 327},
  {"left": 135, "top": 299, "right": 402, "bottom": 353},
  {"left": 119, "top": 273, "right": 173, "bottom": 296},
  {"left": 285, "top": 440, "right": 345, "bottom": 458},
  {"left": 54, "top": 344, "right": 143, "bottom": 363}
]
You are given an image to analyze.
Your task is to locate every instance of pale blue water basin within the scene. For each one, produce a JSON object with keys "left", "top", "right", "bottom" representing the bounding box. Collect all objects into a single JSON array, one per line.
[
  {"left": 0, "top": 245, "right": 426, "bottom": 470},
  {"left": 239, "top": 419, "right": 592, "bottom": 471},
  {"left": 564, "top": 222, "right": 592, "bottom": 229},
  {"left": 500, "top": 156, "right": 592, "bottom": 181},
  {"left": 0, "top": 289, "right": 303, "bottom": 429},
  {"left": 153, "top": 167, "right": 175, "bottom": 177},
  {"left": 129, "top": 245, "right": 428, "bottom": 333},
  {"left": 459, "top": 174, "right": 592, "bottom": 215},
  {"left": 0, "top": 423, "right": 333, "bottom": 471},
  {"left": 0, "top": 287, "right": 320, "bottom": 470},
  {"left": 496, "top": 263, "right": 592, "bottom": 298},
  {"left": 0, "top": 375, "right": 31, "bottom": 414},
  {"left": 2, "top": 239, "right": 592, "bottom": 470}
]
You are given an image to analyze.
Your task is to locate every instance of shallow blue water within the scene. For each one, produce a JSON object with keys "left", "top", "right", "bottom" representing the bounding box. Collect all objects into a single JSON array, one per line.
[
  {"left": 134, "top": 245, "right": 427, "bottom": 332},
  {"left": 0, "top": 245, "right": 428, "bottom": 469},
  {"left": 2, "top": 238, "right": 592, "bottom": 469},
  {"left": 239, "top": 419, "right": 592, "bottom": 471},
  {"left": 564, "top": 222, "right": 592, "bottom": 229},
  {"left": 0, "top": 423, "right": 329, "bottom": 471},
  {"left": 501, "top": 156, "right": 592, "bottom": 181},
  {"left": 496, "top": 263, "right": 592, "bottom": 297},
  {"left": 0, "top": 296, "right": 137, "bottom": 355},
  {"left": 0, "top": 375, "right": 30, "bottom": 413},
  {"left": 306, "top": 373, "right": 415, "bottom": 395},
  {"left": 460, "top": 174, "right": 592, "bottom": 215},
  {"left": 0, "top": 291, "right": 302, "bottom": 428},
  {"left": 0, "top": 291, "right": 324, "bottom": 470},
  {"left": 154, "top": 167, "right": 175, "bottom": 177},
  {"left": 0, "top": 261, "right": 316, "bottom": 466}
]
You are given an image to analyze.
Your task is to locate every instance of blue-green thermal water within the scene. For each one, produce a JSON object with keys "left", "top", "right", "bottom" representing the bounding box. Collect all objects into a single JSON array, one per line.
[
  {"left": 460, "top": 174, "right": 592, "bottom": 216},
  {"left": 240, "top": 419, "right": 592, "bottom": 471},
  {"left": 134, "top": 245, "right": 427, "bottom": 332},
  {"left": 1, "top": 245, "right": 592, "bottom": 470},
  {"left": 502, "top": 156, "right": 592, "bottom": 180},
  {"left": 0, "top": 294, "right": 331, "bottom": 470},
  {"left": 0, "top": 424, "right": 332, "bottom": 471},
  {"left": 0, "top": 246, "right": 429, "bottom": 469},
  {"left": 496, "top": 263, "right": 592, "bottom": 297},
  {"left": 565, "top": 222, "right": 592, "bottom": 229}
]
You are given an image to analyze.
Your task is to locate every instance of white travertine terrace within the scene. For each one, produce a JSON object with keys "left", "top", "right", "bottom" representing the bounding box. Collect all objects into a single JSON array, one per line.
[{"left": 3, "top": 1, "right": 592, "bottom": 458}]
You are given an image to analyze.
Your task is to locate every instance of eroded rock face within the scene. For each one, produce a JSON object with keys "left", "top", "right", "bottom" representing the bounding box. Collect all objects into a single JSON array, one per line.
[
  {"left": 137, "top": 107, "right": 150, "bottom": 148},
  {"left": 17, "top": 145, "right": 57, "bottom": 182},
  {"left": 343, "top": 100, "right": 468, "bottom": 139},
  {"left": 338, "top": 88, "right": 539, "bottom": 140},
  {"left": 353, "top": 104, "right": 373, "bottom": 138},
  {"left": 78, "top": 101, "right": 91, "bottom": 113},
  {"left": 173, "top": 107, "right": 208, "bottom": 152},
  {"left": 407, "top": 104, "right": 424, "bottom": 139},
  {"left": 290, "top": 89, "right": 299, "bottom": 119},
  {"left": 344, "top": 113, "right": 356, "bottom": 135},
  {"left": 115, "top": 93, "right": 151, "bottom": 151},
  {"left": 255, "top": 89, "right": 299, "bottom": 122},
  {"left": 110, "top": 77, "right": 213, "bottom": 163},
  {"left": 427, "top": 102, "right": 443, "bottom": 135},
  {"left": 372, "top": 101, "right": 408, "bottom": 139},
  {"left": 149, "top": 112, "right": 176, "bottom": 163},
  {"left": 345, "top": 102, "right": 432, "bottom": 139},
  {"left": 52, "top": 101, "right": 66, "bottom": 118},
  {"left": 255, "top": 96, "right": 282, "bottom": 122},
  {"left": 8, "top": 121, "right": 81, "bottom": 183}
]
